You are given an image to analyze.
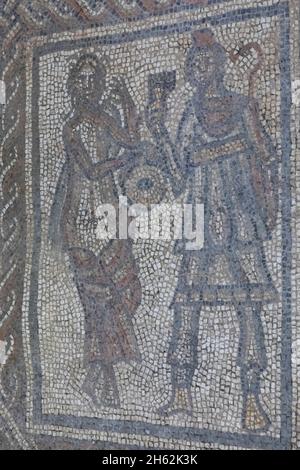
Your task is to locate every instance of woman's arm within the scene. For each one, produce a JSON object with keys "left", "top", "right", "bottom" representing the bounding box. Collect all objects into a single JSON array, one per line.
[
  {"left": 92, "top": 155, "right": 133, "bottom": 178},
  {"left": 81, "top": 78, "right": 140, "bottom": 148},
  {"left": 83, "top": 104, "right": 139, "bottom": 149},
  {"left": 109, "top": 77, "right": 140, "bottom": 141}
]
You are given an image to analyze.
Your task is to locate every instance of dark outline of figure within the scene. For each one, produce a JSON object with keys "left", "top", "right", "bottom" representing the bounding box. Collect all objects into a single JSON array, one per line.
[
  {"left": 49, "top": 53, "right": 142, "bottom": 408},
  {"left": 148, "top": 29, "right": 279, "bottom": 432}
]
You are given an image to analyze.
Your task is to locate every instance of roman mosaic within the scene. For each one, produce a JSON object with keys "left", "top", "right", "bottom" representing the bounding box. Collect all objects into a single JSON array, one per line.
[{"left": 0, "top": 0, "right": 299, "bottom": 450}]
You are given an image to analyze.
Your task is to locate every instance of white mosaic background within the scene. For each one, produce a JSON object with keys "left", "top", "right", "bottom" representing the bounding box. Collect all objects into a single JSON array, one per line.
[{"left": 25, "top": 14, "right": 285, "bottom": 438}]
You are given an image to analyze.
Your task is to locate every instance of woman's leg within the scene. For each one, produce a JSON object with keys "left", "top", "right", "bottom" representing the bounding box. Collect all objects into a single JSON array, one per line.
[{"left": 68, "top": 247, "right": 109, "bottom": 406}]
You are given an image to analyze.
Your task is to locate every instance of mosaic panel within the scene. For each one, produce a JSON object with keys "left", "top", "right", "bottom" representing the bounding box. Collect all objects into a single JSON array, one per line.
[{"left": 0, "top": 0, "right": 299, "bottom": 450}]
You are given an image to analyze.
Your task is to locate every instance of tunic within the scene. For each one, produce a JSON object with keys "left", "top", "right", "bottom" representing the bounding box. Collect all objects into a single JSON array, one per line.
[{"left": 173, "top": 92, "right": 278, "bottom": 305}]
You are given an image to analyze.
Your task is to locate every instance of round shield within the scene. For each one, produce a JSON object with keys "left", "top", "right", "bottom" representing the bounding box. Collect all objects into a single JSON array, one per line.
[{"left": 124, "top": 164, "right": 166, "bottom": 205}]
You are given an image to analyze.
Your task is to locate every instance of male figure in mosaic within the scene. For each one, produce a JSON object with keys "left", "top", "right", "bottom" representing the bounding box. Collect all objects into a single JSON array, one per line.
[
  {"left": 149, "top": 30, "right": 279, "bottom": 431},
  {"left": 49, "top": 54, "right": 142, "bottom": 408}
]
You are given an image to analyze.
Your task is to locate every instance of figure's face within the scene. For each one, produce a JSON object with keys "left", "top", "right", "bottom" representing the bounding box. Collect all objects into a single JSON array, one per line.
[
  {"left": 191, "top": 49, "right": 217, "bottom": 86},
  {"left": 75, "top": 64, "right": 97, "bottom": 99}
]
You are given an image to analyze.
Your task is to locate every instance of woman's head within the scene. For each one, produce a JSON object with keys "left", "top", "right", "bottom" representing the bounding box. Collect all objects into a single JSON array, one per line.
[{"left": 67, "top": 54, "right": 106, "bottom": 106}]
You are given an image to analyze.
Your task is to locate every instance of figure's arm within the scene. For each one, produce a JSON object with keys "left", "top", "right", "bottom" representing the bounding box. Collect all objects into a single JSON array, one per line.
[
  {"left": 190, "top": 97, "right": 276, "bottom": 167},
  {"left": 191, "top": 136, "right": 250, "bottom": 166},
  {"left": 84, "top": 105, "right": 139, "bottom": 149},
  {"left": 244, "top": 98, "right": 277, "bottom": 162},
  {"left": 176, "top": 100, "right": 196, "bottom": 173},
  {"left": 243, "top": 98, "right": 279, "bottom": 230},
  {"left": 97, "top": 77, "right": 140, "bottom": 147},
  {"left": 64, "top": 115, "right": 135, "bottom": 180},
  {"left": 92, "top": 156, "right": 133, "bottom": 178},
  {"left": 110, "top": 77, "right": 140, "bottom": 141}
]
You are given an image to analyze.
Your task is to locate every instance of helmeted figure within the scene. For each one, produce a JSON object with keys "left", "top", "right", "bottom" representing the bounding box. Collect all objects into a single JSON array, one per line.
[{"left": 149, "top": 30, "right": 279, "bottom": 431}]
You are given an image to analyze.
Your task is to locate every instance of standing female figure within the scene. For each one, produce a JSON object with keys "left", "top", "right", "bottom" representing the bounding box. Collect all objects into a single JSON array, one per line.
[{"left": 49, "top": 54, "right": 142, "bottom": 407}]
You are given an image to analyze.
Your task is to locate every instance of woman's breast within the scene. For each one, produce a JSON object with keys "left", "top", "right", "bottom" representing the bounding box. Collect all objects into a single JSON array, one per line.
[{"left": 78, "top": 120, "right": 114, "bottom": 164}]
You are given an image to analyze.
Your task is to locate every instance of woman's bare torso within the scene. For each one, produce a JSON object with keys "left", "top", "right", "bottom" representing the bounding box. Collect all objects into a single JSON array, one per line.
[{"left": 62, "top": 106, "right": 122, "bottom": 256}]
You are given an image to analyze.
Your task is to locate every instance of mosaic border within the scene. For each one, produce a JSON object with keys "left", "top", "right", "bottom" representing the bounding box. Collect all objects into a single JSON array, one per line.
[{"left": 22, "top": 1, "right": 293, "bottom": 450}]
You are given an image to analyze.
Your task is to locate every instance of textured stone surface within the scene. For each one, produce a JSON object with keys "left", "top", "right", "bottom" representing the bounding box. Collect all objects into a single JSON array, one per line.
[{"left": 0, "top": 0, "right": 299, "bottom": 450}]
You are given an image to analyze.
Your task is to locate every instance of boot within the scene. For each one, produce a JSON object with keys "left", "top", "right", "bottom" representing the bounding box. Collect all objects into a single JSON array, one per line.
[
  {"left": 82, "top": 363, "right": 102, "bottom": 407},
  {"left": 241, "top": 366, "right": 270, "bottom": 432},
  {"left": 243, "top": 392, "right": 270, "bottom": 431},
  {"left": 159, "top": 385, "right": 193, "bottom": 417}
]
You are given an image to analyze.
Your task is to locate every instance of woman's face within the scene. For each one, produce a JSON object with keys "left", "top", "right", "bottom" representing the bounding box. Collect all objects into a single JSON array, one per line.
[{"left": 75, "top": 63, "right": 97, "bottom": 100}]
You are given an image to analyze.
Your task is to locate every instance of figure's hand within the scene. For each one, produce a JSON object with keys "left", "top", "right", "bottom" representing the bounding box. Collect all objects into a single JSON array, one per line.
[
  {"left": 92, "top": 155, "right": 134, "bottom": 178},
  {"left": 93, "top": 159, "right": 126, "bottom": 178},
  {"left": 146, "top": 102, "right": 166, "bottom": 139},
  {"left": 190, "top": 146, "right": 210, "bottom": 167}
]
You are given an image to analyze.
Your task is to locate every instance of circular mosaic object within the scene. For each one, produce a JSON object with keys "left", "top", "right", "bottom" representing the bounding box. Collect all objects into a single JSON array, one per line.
[{"left": 124, "top": 164, "right": 166, "bottom": 205}]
